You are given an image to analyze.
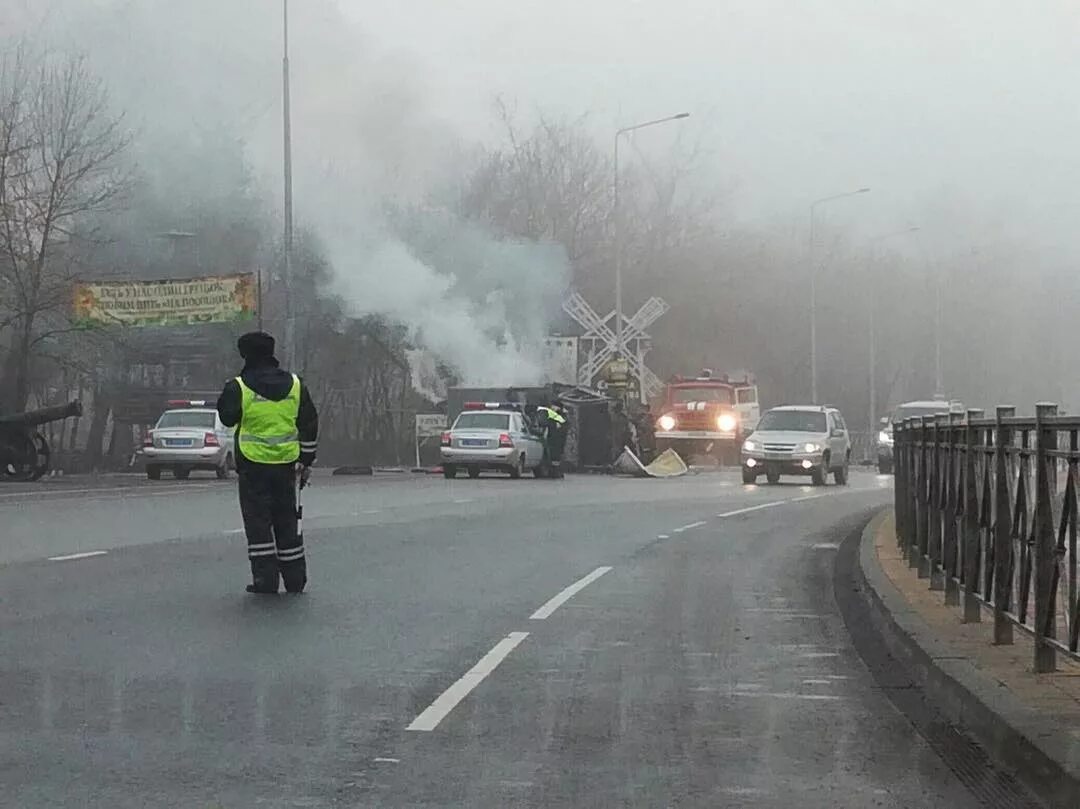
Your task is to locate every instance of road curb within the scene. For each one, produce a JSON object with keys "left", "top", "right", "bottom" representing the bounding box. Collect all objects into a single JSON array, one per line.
[{"left": 856, "top": 509, "right": 1080, "bottom": 808}]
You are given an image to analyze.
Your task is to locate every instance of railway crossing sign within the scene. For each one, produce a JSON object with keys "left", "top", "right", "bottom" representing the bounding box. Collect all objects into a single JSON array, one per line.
[{"left": 562, "top": 291, "right": 668, "bottom": 401}]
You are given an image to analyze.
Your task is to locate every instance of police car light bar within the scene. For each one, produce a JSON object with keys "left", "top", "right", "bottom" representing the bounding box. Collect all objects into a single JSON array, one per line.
[{"left": 462, "top": 401, "right": 520, "bottom": 411}]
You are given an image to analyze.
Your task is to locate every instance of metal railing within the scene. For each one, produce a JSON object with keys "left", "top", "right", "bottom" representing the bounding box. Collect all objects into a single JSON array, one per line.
[{"left": 894, "top": 404, "right": 1080, "bottom": 672}]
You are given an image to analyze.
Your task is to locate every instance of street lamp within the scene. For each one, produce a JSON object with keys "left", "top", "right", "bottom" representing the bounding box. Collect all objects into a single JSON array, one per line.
[
  {"left": 867, "top": 227, "right": 919, "bottom": 436},
  {"left": 808, "top": 187, "right": 870, "bottom": 402},
  {"left": 282, "top": 0, "right": 296, "bottom": 369},
  {"left": 613, "top": 113, "right": 690, "bottom": 362}
]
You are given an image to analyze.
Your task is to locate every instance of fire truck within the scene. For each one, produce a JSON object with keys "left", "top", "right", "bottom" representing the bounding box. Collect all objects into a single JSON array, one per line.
[{"left": 653, "top": 371, "right": 759, "bottom": 462}]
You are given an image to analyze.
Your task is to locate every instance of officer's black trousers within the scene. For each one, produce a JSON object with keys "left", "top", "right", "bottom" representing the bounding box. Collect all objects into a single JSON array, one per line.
[{"left": 238, "top": 463, "right": 306, "bottom": 593}]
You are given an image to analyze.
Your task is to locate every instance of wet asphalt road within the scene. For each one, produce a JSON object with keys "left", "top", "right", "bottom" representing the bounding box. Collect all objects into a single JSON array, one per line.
[{"left": 0, "top": 470, "right": 1006, "bottom": 807}]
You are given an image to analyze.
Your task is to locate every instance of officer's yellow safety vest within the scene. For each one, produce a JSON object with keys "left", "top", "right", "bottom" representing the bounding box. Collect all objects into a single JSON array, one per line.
[
  {"left": 236, "top": 375, "right": 301, "bottom": 464},
  {"left": 538, "top": 406, "right": 566, "bottom": 425}
]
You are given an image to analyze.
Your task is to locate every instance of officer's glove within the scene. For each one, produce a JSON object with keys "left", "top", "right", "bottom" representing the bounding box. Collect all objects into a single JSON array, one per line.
[{"left": 298, "top": 464, "right": 312, "bottom": 489}]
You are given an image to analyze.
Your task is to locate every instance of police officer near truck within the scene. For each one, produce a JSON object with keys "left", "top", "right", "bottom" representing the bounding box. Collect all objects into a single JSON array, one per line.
[{"left": 217, "top": 331, "right": 318, "bottom": 594}]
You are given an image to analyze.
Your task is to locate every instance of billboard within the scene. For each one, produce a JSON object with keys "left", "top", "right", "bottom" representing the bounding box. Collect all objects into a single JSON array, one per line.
[{"left": 74, "top": 273, "right": 256, "bottom": 327}]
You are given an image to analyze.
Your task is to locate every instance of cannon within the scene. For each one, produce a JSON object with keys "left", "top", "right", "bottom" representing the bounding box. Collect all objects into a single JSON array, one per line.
[{"left": 0, "top": 400, "right": 82, "bottom": 481}]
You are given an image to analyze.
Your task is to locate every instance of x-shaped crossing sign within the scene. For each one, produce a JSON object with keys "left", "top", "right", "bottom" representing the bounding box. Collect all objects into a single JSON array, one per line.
[{"left": 562, "top": 291, "right": 669, "bottom": 399}]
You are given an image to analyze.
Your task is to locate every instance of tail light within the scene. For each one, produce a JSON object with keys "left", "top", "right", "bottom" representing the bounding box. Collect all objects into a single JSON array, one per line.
[
  {"left": 204, "top": 432, "right": 220, "bottom": 447},
  {"left": 143, "top": 431, "right": 154, "bottom": 448},
  {"left": 440, "top": 431, "right": 452, "bottom": 447},
  {"left": 498, "top": 433, "right": 514, "bottom": 448}
]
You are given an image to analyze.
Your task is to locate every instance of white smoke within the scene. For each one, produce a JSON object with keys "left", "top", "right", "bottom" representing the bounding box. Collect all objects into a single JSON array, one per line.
[{"left": 16, "top": 0, "right": 572, "bottom": 386}]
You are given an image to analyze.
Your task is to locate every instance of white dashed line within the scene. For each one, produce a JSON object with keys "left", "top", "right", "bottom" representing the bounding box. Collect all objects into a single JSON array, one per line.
[
  {"left": 673, "top": 520, "right": 707, "bottom": 533},
  {"left": 731, "top": 691, "right": 843, "bottom": 702},
  {"left": 373, "top": 757, "right": 400, "bottom": 764},
  {"left": 48, "top": 550, "right": 108, "bottom": 562},
  {"left": 716, "top": 501, "right": 786, "bottom": 518},
  {"left": 530, "top": 567, "right": 613, "bottom": 620},
  {"left": 406, "top": 631, "right": 529, "bottom": 731},
  {"left": 656, "top": 534, "right": 670, "bottom": 540}
]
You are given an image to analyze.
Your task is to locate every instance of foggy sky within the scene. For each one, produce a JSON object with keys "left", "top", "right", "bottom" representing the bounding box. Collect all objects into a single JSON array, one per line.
[{"left": 346, "top": 0, "right": 1080, "bottom": 250}]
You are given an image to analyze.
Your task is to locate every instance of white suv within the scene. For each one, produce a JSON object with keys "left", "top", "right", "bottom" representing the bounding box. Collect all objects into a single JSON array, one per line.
[{"left": 740, "top": 405, "right": 850, "bottom": 486}]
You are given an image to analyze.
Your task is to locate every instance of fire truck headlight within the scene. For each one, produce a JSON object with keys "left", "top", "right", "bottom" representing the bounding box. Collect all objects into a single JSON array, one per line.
[
  {"left": 658, "top": 414, "right": 676, "bottom": 432},
  {"left": 717, "top": 413, "right": 737, "bottom": 433}
]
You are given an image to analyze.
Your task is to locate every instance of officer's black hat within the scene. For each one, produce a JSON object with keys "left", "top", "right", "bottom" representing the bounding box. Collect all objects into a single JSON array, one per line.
[{"left": 237, "top": 331, "right": 276, "bottom": 361}]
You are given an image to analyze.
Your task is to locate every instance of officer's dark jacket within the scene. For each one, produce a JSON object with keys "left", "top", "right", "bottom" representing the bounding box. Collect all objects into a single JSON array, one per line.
[{"left": 216, "top": 357, "right": 319, "bottom": 467}]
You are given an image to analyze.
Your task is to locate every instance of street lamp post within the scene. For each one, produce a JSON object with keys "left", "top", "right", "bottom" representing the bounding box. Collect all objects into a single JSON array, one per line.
[
  {"left": 282, "top": 0, "right": 296, "bottom": 369},
  {"left": 808, "top": 187, "right": 870, "bottom": 403},
  {"left": 613, "top": 113, "right": 690, "bottom": 362},
  {"left": 867, "top": 227, "right": 920, "bottom": 437}
]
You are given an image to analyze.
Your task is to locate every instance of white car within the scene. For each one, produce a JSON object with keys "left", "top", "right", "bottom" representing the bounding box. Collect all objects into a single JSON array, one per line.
[
  {"left": 440, "top": 403, "right": 547, "bottom": 479},
  {"left": 740, "top": 405, "right": 851, "bottom": 486},
  {"left": 142, "top": 401, "right": 234, "bottom": 480}
]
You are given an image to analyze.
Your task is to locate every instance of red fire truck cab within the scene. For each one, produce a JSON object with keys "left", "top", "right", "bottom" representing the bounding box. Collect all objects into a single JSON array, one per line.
[{"left": 654, "top": 371, "right": 760, "bottom": 462}]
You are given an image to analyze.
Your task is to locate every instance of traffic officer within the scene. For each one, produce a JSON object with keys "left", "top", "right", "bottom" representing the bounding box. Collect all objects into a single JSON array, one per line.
[
  {"left": 216, "top": 331, "right": 318, "bottom": 594},
  {"left": 536, "top": 403, "right": 568, "bottom": 478}
]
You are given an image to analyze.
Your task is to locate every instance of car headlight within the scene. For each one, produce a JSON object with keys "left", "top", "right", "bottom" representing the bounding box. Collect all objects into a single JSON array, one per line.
[
  {"left": 803, "top": 442, "right": 821, "bottom": 453},
  {"left": 878, "top": 430, "right": 893, "bottom": 444},
  {"left": 717, "top": 413, "right": 737, "bottom": 433},
  {"left": 743, "top": 439, "right": 758, "bottom": 452},
  {"left": 658, "top": 414, "right": 676, "bottom": 431}
]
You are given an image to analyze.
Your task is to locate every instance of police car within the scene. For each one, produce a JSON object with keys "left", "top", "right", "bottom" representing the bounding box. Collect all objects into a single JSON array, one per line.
[
  {"left": 142, "top": 399, "right": 235, "bottom": 480},
  {"left": 440, "top": 402, "right": 547, "bottom": 479}
]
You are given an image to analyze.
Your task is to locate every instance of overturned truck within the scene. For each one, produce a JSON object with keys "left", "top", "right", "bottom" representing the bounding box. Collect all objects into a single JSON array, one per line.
[{"left": 0, "top": 401, "right": 82, "bottom": 481}]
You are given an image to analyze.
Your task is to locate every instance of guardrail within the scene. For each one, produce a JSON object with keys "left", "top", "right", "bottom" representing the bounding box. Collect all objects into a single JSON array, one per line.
[{"left": 894, "top": 404, "right": 1080, "bottom": 672}]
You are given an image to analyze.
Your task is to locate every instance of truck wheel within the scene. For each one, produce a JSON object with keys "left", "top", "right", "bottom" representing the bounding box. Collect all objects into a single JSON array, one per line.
[
  {"left": 467, "top": 467, "right": 481, "bottom": 479},
  {"left": 741, "top": 468, "right": 757, "bottom": 485},
  {"left": 443, "top": 465, "right": 458, "bottom": 479},
  {"left": 146, "top": 465, "right": 161, "bottom": 481}
]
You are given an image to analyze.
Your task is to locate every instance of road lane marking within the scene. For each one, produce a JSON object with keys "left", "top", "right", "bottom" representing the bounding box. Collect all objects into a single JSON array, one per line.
[
  {"left": 802, "top": 679, "right": 832, "bottom": 685},
  {"left": 656, "top": 534, "right": 670, "bottom": 540},
  {"left": 529, "top": 567, "right": 613, "bottom": 620},
  {"left": 48, "top": 550, "right": 108, "bottom": 562},
  {"left": 672, "top": 520, "right": 707, "bottom": 533},
  {"left": 812, "top": 542, "right": 840, "bottom": 550},
  {"left": 731, "top": 690, "right": 842, "bottom": 701},
  {"left": 373, "top": 757, "right": 400, "bottom": 764},
  {"left": 224, "top": 528, "right": 245, "bottom": 535},
  {"left": 453, "top": 498, "right": 475, "bottom": 504},
  {"left": 0, "top": 484, "right": 215, "bottom": 501},
  {"left": 406, "top": 632, "right": 529, "bottom": 731},
  {"left": 715, "top": 501, "right": 785, "bottom": 518}
]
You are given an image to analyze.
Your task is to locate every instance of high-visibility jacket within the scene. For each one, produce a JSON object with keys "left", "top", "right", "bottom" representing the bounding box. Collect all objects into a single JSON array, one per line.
[
  {"left": 537, "top": 406, "right": 566, "bottom": 425},
  {"left": 235, "top": 374, "right": 301, "bottom": 464}
]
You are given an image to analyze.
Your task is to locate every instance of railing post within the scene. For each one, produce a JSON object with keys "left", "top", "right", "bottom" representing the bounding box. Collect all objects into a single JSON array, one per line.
[
  {"left": 1034, "top": 402, "right": 1058, "bottom": 673},
  {"left": 916, "top": 416, "right": 931, "bottom": 574},
  {"left": 944, "top": 412, "right": 960, "bottom": 605},
  {"left": 993, "top": 406, "right": 1015, "bottom": 644},
  {"left": 963, "top": 409, "right": 984, "bottom": 622},
  {"left": 906, "top": 418, "right": 920, "bottom": 562},
  {"left": 894, "top": 421, "right": 906, "bottom": 551},
  {"left": 929, "top": 414, "right": 947, "bottom": 590}
]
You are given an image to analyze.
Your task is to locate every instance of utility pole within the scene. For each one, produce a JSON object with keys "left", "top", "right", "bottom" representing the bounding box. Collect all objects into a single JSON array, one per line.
[{"left": 282, "top": 0, "right": 295, "bottom": 369}]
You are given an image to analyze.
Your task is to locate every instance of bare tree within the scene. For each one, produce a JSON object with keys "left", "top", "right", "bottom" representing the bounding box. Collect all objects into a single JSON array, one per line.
[{"left": 0, "top": 46, "right": 129, "bottom": 412}]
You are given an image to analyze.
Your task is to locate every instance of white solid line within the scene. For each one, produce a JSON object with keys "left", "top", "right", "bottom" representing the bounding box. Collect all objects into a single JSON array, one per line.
[
  {"left": 529, "top": 566, "right": 613, "bottom": 620},
  {"left": 716, "top": 501, "right": 786, "bottom": 518},
  {"left": 406, "top": 632, "right": 529, "bottom": 731},
  {"left": 672, "top": 520, "right": 707, "bottom": 533},
  {"left": 48, "top": 550, "right": 108, "bottom": 562}
]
